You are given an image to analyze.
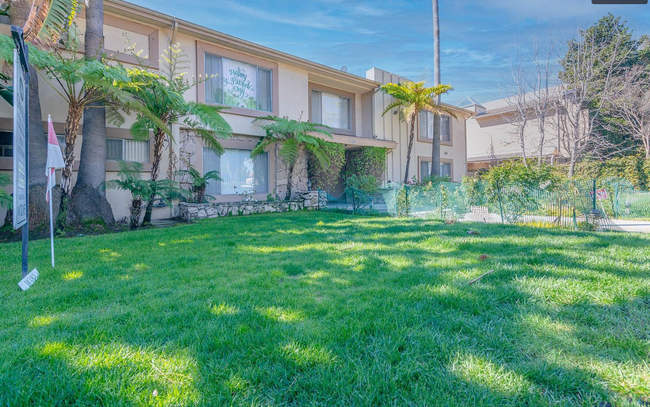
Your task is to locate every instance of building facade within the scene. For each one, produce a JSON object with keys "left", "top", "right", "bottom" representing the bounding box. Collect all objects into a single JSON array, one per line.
[{"left": 0, "top": 0, "right": 471, "bottom": 225}]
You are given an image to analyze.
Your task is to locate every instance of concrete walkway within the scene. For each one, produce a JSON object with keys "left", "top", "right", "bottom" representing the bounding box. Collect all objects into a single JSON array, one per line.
[{"left": 610, "top": 219, "right": 650, "bottom": 233}]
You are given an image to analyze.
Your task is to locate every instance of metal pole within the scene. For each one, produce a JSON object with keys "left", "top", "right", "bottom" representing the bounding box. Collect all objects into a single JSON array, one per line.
[
  {"left": 592, "top": 179, "right": 597, "bottom": 213},
  {"left": 497, "top": 180, "right": 505, "bottom": 224},
  {"left": 17, "top": 29, "right": 29, "bottom": 278}
]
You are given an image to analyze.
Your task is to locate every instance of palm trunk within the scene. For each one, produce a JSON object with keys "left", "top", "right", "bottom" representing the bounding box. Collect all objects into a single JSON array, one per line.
[
  {"left": 130, "top": 198, "right": 142, "bottom": 229},
  {"left": 59, "top": 104, "right": 83, "bottom": 196},
  {"left": 57, "top": 104, "right": 83, "bottom": 229},
  {"left": 69, "top": 0, "right": 115, "bottom": 227},
  {"left": 11, "top": 0, "right": 50, "bottom": 230},
  {"left": 430, "top": 0, "right": 441, "bottom": 178},
  {"left": 404, "top": 115, "right": 416, "bottom": 184},
  {"left": 143, "top": 128, "right": 165, "bottom": 224}
]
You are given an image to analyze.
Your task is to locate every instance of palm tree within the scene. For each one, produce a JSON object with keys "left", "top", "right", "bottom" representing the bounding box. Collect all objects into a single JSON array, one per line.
[
  {"left": 430, "top": 0, "right": 442, "bottom": 177},
  {"left": 251, "top": 116, "right": 332, "bottom": 200},
  {"left": 70, "top": 0, "right": 113, "bottom": 226},
  {"left": 122, "top": 43, "right": 232, "bottom": 224},
  {"left": 0, "top": 34, "right": 167, "bottom": 228},
  {"left": 176, "top": 167, "right": 221, "bottom": 203},
  {"left": 3, "top": 0, "right": 78, "bottom": 229},
  {"left": 105, "top": 161, "right": 151, "bottom": 229},
  {"left": 0, "top": 173, "right": 11, "bottom": 209},
  {"left": 380, "top": 81, "right": 453, "bottom": 183},
  {"left": 106, "top": 161, "right": 187, "bottom": 229}
]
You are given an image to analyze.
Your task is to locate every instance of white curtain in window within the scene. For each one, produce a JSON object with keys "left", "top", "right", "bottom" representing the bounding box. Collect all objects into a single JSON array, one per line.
[
  {"left": 311, "top": 90, "right": 322, "bottom": 124},
  {"left": 420, "top": 161, "right": 431, "bottom": 180},
  {"left": 441, "top": 163, "right": 452, "bottom": 178},
  {"left": 318, "top": 92, "right": 351, "bottom": 130},
  {"left": 205, "top": 54, "right": 223, "bottom": 104},
  {"left": 204, "top": 148, "right": 269, "bottom": 195},
  {"left": 340, "top": 97, "right": 351, "bottom": 130},
  {"left": 257, "top": 68, "right": 272, "bottom": 112},
  {"left": 441, "top": 116, "right": 451, "bottom": 142},
  {"left": 106, "top": 139, "right": 122, "bottom": 161},
  {"left": 420, "top": 112, "right": 450, "bottom": 141},
  {"left": 124, "top": 140, "right": 150, "bottom": 163},
  {"left": 321, "top": 92, "right": 342, "bottom": 129},
  {"left": 203, "top": 147, "right": 221, "bottom": 196}
]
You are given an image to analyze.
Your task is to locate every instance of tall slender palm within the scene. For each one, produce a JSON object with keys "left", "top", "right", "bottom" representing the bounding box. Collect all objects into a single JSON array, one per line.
[
  {"left": 430, "top": 0, "right": 442, "bottom": 177},
  {"left": 251, "top": 116, "right": 332, "bottom": 200},
  {"left": 70, "top": 0, "right": 114, "bottom": 226},
  {"left": 380, "top": 81, "right": 453, "bottom": 183}
]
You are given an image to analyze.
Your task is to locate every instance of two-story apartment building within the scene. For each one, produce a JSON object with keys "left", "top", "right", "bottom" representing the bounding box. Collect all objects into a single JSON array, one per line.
[{"left": 0, "top": 0, "right": 471, "bottom": 224}]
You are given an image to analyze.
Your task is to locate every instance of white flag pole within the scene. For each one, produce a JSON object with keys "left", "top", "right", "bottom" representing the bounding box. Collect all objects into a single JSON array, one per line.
[{"left": 49, "top": 174, "right": 55, "bottom": 268}]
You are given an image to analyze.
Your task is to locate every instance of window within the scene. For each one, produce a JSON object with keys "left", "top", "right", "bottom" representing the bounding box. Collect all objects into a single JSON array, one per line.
[
  {"left": 203, "top": 148, "right": 269, "bottom": 196},
  {"left": 0, "top": 132, "right": 12, "bottom": 157},
  {"left": 419, "top": 111, "right": 451, "bottom": 142},
  {"left": 420, "top": 161, "right": 452, "bottom": 180},
  {"left": 441, "top": 162, "right": 452, "bottom": 178},
  {"left": 0, "top": 132, "right": 65, "bottom": 158},
  {"left": 106, "top": 139, "right": 150, "bottom": 162},
  {"left": 311, "top": 90, "right": 351, "bottom": 130},
  {"left": 205, "top": 54, "right": 273, "bottom": 112}
]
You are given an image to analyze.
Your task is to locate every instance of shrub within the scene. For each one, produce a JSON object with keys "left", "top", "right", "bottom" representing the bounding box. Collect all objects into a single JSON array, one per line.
[{"left": 308, "top": 141, "right": 345, "bottom": 192}]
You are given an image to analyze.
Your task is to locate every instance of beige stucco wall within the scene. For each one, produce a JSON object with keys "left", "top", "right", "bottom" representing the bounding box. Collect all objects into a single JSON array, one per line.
[
  {"left": 0, "top": 7, "right": 383, "bottom": 226},
  {"left": 366, "top": 67, "right": 469, "bottom": 183}
]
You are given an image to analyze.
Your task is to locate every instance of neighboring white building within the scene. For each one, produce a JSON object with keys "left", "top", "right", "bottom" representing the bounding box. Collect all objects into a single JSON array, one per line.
[{"left": 461, "top": 94, "right": 566, "bottom": 174}]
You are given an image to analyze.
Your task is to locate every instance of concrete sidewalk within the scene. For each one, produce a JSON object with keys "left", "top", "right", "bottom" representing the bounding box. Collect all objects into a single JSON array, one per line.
[{"left": 610, "top": 219, "right": 650, "bottom": 233}]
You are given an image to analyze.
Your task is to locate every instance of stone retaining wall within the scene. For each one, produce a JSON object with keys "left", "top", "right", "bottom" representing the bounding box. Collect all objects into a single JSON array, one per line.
[{"left": 178, "top": 191, "right": 326, "bottom": 222}]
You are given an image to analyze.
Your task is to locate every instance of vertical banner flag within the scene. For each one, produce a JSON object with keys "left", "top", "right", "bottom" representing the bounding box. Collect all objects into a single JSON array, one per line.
[{"left": 46, "top": 115, "right": 64, "bottom": 267}]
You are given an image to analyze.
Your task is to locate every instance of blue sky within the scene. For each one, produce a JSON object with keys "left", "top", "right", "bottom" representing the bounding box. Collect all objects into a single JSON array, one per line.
[{"left": 130, "top": 0, "right": 650, "bottom": 105}]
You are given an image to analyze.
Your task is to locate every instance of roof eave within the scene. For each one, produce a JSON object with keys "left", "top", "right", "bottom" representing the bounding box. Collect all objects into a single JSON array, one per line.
[{"left": 104, "top": 0, "right": 380, "bottom": 91}]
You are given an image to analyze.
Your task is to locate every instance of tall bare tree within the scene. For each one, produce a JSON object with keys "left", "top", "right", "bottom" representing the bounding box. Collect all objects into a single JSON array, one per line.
[
  {"left": 557, "top": 23, "right": 631, "bottom": 177},
  {"left": 502, "top": 51, "right": 531, "bottom": 167},
  {"left": 529, "top": 35, "right": 558, "bottom": 166},
  {"left": 429, "top": 0, "right": 442, "bottom": 177},
  {"left": 68, "top": 0, "right": 115, "bottom": 226},
  {"left": 608, "top": 65, "right": 650, "bottom": 159}
]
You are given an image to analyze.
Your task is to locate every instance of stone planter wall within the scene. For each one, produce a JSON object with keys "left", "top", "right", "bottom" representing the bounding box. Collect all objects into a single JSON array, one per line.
[{"left": 178, "top": 191, "right": 327, "bottom": 222}]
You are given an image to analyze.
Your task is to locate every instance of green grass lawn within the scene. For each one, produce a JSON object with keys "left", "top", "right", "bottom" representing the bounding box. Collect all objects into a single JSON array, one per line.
[{"left": 1, "top": 212, "right": 649, "bottom": 406}]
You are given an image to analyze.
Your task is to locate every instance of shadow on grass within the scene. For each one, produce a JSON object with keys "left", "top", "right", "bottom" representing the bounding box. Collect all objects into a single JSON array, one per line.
[{"left": 0, "top": 211, "right": 649, "bottom": 406}]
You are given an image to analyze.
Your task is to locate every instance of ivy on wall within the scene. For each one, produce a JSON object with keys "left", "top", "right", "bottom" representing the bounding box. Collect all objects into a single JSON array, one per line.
[
  {"left": 346, "top": 147, "right": 388, "bottom": 181},
  {"left": 308, "top": 141, "right": 346, "bottom": 192}
]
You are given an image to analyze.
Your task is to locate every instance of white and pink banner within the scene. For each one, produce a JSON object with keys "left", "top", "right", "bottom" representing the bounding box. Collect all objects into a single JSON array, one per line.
[{"left": 45, "top": 115, "right": 64, "bottom": 267}]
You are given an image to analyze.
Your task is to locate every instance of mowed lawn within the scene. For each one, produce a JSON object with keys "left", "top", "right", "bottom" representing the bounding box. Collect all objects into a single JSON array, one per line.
[{"left": 1, "top": 212, "right": 649, "bottom": 406}]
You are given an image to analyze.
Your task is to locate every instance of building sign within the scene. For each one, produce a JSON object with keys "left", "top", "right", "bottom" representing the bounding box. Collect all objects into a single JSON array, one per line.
[
  {"left": 12, "top": 48, "right": 27, "bottom": 229},
  {"left": 222, "top": 58, "right": 257, "bottom": 110}
]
